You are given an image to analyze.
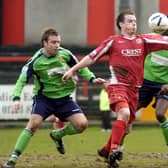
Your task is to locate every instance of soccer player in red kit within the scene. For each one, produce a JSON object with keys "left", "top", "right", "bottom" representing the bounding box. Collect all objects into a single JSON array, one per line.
[{"left": 62, "top": 10, "right": 168, "bottom": 168}]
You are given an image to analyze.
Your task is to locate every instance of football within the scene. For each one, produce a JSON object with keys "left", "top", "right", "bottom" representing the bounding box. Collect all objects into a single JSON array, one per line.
[{"left": 148, "top": 12, "right": 168, "bottom": 33}]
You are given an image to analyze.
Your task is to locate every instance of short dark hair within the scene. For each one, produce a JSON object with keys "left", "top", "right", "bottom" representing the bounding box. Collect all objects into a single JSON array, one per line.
[
  {"left": 41, "top": 28, "right": 59, "bottom": 47},
  {"left": 116, "top": 9, "right": 135, "bottom": 30},
  {"left": 162, "top": 29, "right": 168, "bottom": 36},
  {"left": 162, "top": 16, "right": 168, "bottom": 36}
]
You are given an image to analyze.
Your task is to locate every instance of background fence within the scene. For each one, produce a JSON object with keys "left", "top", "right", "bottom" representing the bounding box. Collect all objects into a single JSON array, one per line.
[{"left": 1, "top": 0, "right": 168, "bottom": 123}]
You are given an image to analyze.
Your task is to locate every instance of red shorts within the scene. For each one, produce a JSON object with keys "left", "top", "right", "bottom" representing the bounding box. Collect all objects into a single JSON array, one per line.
[{"left": 107, "top": 84, "right": 139, "bottom": 123}]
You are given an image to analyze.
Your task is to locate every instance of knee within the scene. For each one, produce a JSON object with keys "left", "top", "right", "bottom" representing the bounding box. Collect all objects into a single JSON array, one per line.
[
  {"left": 26, "top": 118, "right": 42, "bottom": 133},
  {"left": 74, "top": 119, "right": 88, "bottom": 132},
  {"left": 118, "top": 109, "right": 130, "bottom": 124}
]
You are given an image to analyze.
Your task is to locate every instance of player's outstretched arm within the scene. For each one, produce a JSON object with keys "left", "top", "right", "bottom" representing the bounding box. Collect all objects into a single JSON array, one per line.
[{"left": 62, "top": 55, "right": 94, "bottom": 83}]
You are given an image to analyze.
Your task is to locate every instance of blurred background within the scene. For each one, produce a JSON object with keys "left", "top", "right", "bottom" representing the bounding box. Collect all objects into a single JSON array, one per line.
[{"left": 0, "top": 0, "right": 168, "bottom": 126}]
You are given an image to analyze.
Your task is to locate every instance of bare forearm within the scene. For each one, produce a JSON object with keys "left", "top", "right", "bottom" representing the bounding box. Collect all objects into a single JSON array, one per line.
[
  {"left": 71, "top": 55, "right": 94, "bottom": 72},
  {"left": 62, "top": 55, "right": 95, "bottom": 83}
]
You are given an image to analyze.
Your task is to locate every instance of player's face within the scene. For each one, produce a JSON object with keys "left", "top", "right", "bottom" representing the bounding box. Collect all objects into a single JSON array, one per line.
[
  {"left": 44, "top": 35, "right": 61, "bottom": 56},
  {"left": 120, "top": 14, "right": 137, "bottom": 36}
]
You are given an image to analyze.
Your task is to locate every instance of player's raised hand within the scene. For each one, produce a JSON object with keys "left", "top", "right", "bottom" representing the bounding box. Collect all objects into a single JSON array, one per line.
[
  {"left": 12, "top": 100, "right": 21, "bottom": 112},
  {"left": 92, "top": 78, "right": 107, "bottom": 84},
  {"left": 62, "top": 69, "right": 73, "bottom": 83},
  {"left": 103, "top": 80, "right": 110, "bottom": 89}
]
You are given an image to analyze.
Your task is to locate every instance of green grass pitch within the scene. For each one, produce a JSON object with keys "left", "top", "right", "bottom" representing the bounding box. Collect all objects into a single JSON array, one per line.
[{"left": 0, "top": 125, "right": 168, "bottom": 168}]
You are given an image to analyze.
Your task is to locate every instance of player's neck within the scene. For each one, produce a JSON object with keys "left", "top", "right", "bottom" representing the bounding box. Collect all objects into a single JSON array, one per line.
[
  {"left": 121, "top": 32, "right": 135, "bottom": 39},
  {"left": 43, "top": 49, "right": 54, "bottom": 57}
]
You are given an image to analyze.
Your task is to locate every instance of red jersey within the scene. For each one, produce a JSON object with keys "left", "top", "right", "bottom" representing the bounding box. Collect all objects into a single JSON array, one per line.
[{"left": 88, "top": 34, "right": 168, "bottom": 87}]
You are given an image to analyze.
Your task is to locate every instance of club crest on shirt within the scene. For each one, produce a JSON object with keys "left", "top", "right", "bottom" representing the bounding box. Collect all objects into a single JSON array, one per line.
[
  {"left": 58, "top": 55, "right": 63, "bottom": 62},
  {"left": 136, "top": 38, "right": 143, "bottom": 44}
]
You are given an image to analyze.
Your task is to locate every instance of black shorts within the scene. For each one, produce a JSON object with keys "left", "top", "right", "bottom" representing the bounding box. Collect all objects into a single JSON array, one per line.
[{"left": 139, "top": 79, "right": 168, "bottom": 108}]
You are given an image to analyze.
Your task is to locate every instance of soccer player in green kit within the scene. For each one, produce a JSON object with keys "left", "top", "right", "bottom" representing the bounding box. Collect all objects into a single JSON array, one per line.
[
  {"left": 138, "top": 13, "right": 168, "bottom": 146},
  {"left": 2, "top": 28, "right": 105, "bottom": 168}
]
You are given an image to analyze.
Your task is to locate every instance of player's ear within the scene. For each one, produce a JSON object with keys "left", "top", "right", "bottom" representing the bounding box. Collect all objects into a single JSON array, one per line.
[
  {"left": 119, "top": 22, "right": 123, "bottom": 29},
  {"left": 43, "top": 40, "right": 47, "bottom": 47}
]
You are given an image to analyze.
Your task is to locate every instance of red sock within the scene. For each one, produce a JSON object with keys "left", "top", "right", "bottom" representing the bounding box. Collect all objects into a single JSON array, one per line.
[
  {"left": 110, "top": 120, "right": 127, "bottom": 150},
  {"left": 57, "top": 120, "right": 64, "bottom": 128}
]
